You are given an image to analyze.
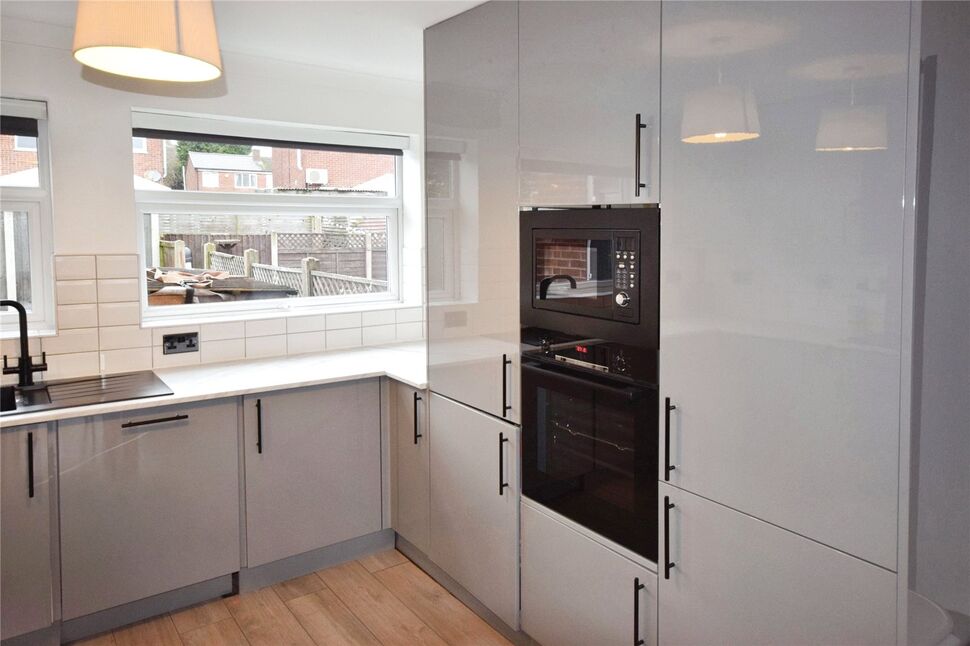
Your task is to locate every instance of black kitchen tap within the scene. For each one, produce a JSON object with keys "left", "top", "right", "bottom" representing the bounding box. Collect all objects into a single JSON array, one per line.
[{"left": 1, "top": 299, "right": 47, "bottom": 388}]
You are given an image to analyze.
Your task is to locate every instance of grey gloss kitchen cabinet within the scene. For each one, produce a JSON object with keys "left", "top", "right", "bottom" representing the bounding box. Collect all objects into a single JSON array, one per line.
[
  {"left": 243, "top": 380, "right": 382, "bottom": 567},
  {"left": 1, "top": 423, "right": 53, "bottom": 641},
  {"left": 519, "top": 0, "right": 661, "bottom": 206},
  {"left": 658, "top": 483, "right": 896, "bottom": 645},
  {"left": 391, "top": 380, "right": 430, "bottom": 554},
  {"left": 521, "top": 500, "right": 657, "bottom": 646},
  {"left": 425, "top": 0, "right": 520, "bottom": 423},
  {"left": 59, "top": 400, "right": 239, "bottom": 620},
  {"left": 428, "top": 393, "right": 519, "bottom": 629},
  {"left": 659, "top": 0, "right": 913, "bottom": 570}
]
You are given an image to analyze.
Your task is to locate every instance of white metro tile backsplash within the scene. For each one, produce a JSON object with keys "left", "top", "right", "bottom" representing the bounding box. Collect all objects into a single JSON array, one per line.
[
  {"left": 54, "top": 255, "right": 97, "bottom": 280},
  {"left": 246, "top": 334, "right": 287, "bottom": 359},
  {"left": 96, "top": 255, "right": 140, "bottom": 279},
  {"left": 57, "top": 304, "right": 99, "bottom": 329},
  {"left": 27, "top": 255, "right": 426, "bottom": 380},
  {"left": 97, "top": 278, "right": 141, "bottom": 303}
]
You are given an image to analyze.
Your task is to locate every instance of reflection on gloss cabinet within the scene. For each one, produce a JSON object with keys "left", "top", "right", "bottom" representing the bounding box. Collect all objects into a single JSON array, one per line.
[
  {"left": 1, "top": 423, "right": 53, "bottom": 641},
  {"left": 659, "top": 0, "right": 913, "bottom": 570},
  {"left": 519, "top": 0, "right": 661, "bottom": 206},
  {"left": 425, "top": 0, "right": 520, "bottom": 422},
  {"left": 391, "top": 380, "right": 430, "bottom": 554}
]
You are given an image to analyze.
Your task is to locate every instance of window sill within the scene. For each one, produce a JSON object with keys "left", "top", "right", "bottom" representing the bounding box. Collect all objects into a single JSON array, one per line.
[
  {"left": 139, "top": 299, "right": 423, "bottom": 329},
  {"left": 0, "top": 326, "right": 56, "bottom": 340}
]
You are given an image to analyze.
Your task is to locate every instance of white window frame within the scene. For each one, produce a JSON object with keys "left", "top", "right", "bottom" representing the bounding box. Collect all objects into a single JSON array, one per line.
[
  {"left": 132, "top": 136, "right": 148, "bottom": 153},
  {"left": 13, "top": 134, "right": 37, "bottom": 151},
  {"left": 136, "top": 158, "right": 404, "bottom": 325},
  {"left": 201, "top": 171, "right": 219, "bottom": 188},
  {"left": 234, "top": 172, "right": 257, "bottom": 189},
  {"left": 1, "top": 98, "right": 54, "bottom": 337}
]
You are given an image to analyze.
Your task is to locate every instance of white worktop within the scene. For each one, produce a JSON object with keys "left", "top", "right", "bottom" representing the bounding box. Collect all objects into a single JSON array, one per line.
[{"left": 2, "top": 342, "right": 426, "bottom": 426}]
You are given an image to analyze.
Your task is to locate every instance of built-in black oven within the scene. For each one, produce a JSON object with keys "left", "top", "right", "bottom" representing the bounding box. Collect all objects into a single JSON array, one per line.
[
  {"left": 521, "top": 342, "right": 658, "bottom": 561},
  {"left": 520, "top": 207, "right": 660, "bottom": 349}
]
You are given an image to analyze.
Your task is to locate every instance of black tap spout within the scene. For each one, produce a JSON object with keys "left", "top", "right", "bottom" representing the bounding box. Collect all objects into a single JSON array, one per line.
[
  {"left": 538, "top": 274, "right": 578, "bottom": 300},
  {"left": 1, "top": 299, "right": 34, "bottom": 387}
]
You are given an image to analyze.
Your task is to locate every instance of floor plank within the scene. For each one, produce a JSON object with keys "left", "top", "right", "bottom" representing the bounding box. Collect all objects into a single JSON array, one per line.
[
  {"left": 170, "top": 598, "right": 232, "bottom": 634},
  {"left": 224, "top": 587, "right": 315, "bottom": 646},
  {"left": 357, "top": 548, "right": 408, "bottom": 574},
  {"left": 272, "top": 572, "right": 327, "bottom": 603},
  {"left": 317, "top": 560, "right": 447, "bottom": 646},
  {"left": 68, "top": 632, "right": 117, "bottom": 646},
  {"left": 287, "top": 589, "right": 381, "bottom": 646},
  {"left": 180, "top": 617, "right": 250, "bottom": 646},
  {"left": 376, "top": 562, "right": 511, "bottom": 646},
  {"left": 112, "top": 615, "right": 183, "bottom": 646}
]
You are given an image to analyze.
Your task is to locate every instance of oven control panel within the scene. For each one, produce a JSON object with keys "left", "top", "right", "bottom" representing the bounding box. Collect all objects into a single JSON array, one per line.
[{"left": 613, "top": 232, "right": 639, "bottom": 322}]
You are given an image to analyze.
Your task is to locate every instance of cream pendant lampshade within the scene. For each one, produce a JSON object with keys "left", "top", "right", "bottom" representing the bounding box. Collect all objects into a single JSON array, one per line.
[
  {"left": 681, "top": 83, "right": 761, "bottom": 144},
  {"left": 815, "top": 105, "right": 887, "bottom": 152},
  {"left": 73, "top": 0, "right": 222, "bottom": 82}
]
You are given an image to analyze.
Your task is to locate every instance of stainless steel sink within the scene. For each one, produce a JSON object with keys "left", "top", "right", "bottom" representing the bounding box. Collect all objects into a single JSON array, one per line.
[{"left": 0, "top": 371, "right": 173, "bottom": 416}]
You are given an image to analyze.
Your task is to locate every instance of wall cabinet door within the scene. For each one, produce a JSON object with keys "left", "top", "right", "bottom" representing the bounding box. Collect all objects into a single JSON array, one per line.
[
  {"left": 1, "top": 423, "right": 52, "bottom": 640},
  {"left": 428, "top": 393, "right": 519, "bottom": 629},
  {"left": 521, "top": 501, "right": 657, "bottom": 646},
  {"left": 659, "top": 1, "right": 913, "bottom": 568},
  {"left": 519, "top": 0, "right": 661, "bottom": 206},
  {"left": 391, "top": 380, "right": 430, "bottom": 554},
  {"left": 658, "top": 483, "right": 896, "bottom": 645},
  {"left": 59, "top": 400, "right": 239, "bottom": 620},
  {"left": 244, "top": 380, "right": 382, "bottom": 567},
  {"left": 425, "top": 0, "right": 520, "bottom": 423}
]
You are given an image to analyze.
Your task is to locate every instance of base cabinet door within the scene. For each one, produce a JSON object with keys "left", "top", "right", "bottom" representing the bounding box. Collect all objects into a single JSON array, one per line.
[
  {"left": 244, "top": 380, "right": 382, "bottom": 567},
  {"left": 429, "top": 393, "right": 519, "bottom": 629},
  {"left": 59, "top": 400, "right": 239, "bottom": 620},
  {"left": 658, "top": 483, "right": 897, "bottom": 646},
  {"left": 521, "top": 501, "right": 657, "bottom": 646},
  {"left": 1, "top": 423, "right": 52, "bottom": 640},
  {"left": 392, "top": 381, "right": 430, "bottom": 554}
]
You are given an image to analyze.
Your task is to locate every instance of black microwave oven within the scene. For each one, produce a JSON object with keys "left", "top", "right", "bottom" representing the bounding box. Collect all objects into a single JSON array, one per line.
[{"left": 520, "top": 207, "right": 660, "bottom": 349}]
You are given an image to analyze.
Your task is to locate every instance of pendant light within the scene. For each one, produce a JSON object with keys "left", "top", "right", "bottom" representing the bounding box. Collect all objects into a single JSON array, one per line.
[
  {"left": 815, "top": 81, "right": 887, "bottom": 152},
  {"left": 73, "top": 0, "right": 222, "bottom": 82},
  {"left": 681, "top": 66, "right": 760, "bottom": 144}
]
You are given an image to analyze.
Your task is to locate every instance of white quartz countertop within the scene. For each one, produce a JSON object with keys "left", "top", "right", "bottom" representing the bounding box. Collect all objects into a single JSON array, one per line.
[{"left": 2, "top": 342, "right": 426, "bottom": 426}]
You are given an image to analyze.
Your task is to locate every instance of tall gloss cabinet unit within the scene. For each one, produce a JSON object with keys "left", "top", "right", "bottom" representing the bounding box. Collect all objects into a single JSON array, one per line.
[
  {"left": 658, "top": 1, "right": 915, "bottom": 642},
  {"left": 425, "top": 0, "right": 520, "bottom": 423},
  {"left": 519, "top": 1, "right": 661, "bottom": 206}
]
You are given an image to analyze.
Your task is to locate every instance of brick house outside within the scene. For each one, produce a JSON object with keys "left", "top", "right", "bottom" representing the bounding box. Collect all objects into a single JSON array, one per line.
[
  {"left": 0, "top": 133, "right": 38, "bottom": 176},
  {"left": 271, "top": 148, "right": 394, "bottom": 193},
  {"left": 132, "top": 136, "right": 167, "bottom": 182},
  {"left": 185, "top": 150, "right": 272, "bottom": 192}
]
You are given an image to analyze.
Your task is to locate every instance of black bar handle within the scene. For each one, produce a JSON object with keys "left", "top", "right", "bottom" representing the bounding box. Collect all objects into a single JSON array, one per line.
[
  {"left": 27, "top": 431, "right": 34, "bottom": 499},
  {"left": 664, "top": 496, "right": 676, "bottom": 580},
  {"left": 665, "top": 397, "right": 677, "bottom": 480},
  {"left": 501, "top": 354, "right": 512, "bottom": 417},
  {"left": 499, "top": 432, "right": 510, "bottom": 495},
  {"left": 413, "top": 391, "right": 423, "bottom": 444},
  {"left": 633, "top": 577, "right": 645, "bottom": 645},
  {"left": 256, "top": 398, "right": 263, "bottom": 454},
  {"left": 634, "top": 113, "right": 647, "bottom": 197},
  {"left": 121, "top": 414, "right": 188, "bottom": 429}
]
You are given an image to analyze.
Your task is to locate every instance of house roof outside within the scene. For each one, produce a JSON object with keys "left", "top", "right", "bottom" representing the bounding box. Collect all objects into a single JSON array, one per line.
[{"left": 188, "top": 152, "right": 268, "bottom": 173}]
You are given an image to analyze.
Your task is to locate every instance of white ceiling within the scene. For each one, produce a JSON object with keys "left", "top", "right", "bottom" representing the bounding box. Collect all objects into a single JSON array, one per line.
[{"left": 1, "top": 0, "right": 481, "bottom": 81}]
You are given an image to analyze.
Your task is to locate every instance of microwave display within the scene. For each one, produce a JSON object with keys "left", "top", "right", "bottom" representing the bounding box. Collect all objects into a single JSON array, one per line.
[{"left": 532, "top": 229, "right": 639, "bottom": 323}]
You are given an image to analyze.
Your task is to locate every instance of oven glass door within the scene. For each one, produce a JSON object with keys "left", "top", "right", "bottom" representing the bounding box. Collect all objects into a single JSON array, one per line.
[
  {"left": 521, "top": 361, "right": 657, "bottom": 561},
  {"left": 533, "top": 229, "right": 614, "bottom": 316}
]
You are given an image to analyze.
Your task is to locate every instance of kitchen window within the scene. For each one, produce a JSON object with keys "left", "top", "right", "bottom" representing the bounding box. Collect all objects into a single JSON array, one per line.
[
  {"left": 132, "top": 111, "right": 408, "bottom": 322},
  {"left": 0, "top": 98, "right": 54, "bottom": 335}
]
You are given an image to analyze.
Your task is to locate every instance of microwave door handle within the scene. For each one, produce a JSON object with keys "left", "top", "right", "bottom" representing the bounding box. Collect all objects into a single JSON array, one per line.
[
  {"left": 522, "top": 362, "right": 647, "bottom": 402},
  {"left": 538, "top": 274, "right": 578, "bottom": 300}
]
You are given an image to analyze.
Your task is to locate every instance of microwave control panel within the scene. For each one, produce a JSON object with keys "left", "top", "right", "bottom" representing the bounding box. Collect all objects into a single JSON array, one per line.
[{"left": 613, "top": 232, "right": 639, "bottom": 322}]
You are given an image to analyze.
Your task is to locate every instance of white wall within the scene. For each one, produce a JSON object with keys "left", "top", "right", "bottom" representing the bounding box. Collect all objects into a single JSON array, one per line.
[
  {"left": 913, "top": 0, "right": 970, "bottom": 617},
  {"left": 1, "top": 16, "right": 422, "bottom": 256}
]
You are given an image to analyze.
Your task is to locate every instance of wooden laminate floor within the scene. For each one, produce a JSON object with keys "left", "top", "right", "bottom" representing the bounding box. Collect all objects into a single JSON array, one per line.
[{"left": 70, "top": 550, "right": 511, "bottom": 646}]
